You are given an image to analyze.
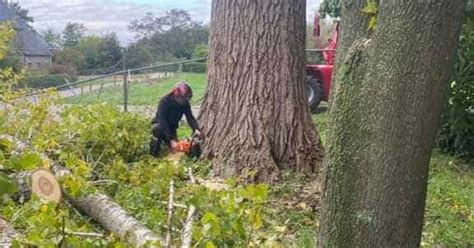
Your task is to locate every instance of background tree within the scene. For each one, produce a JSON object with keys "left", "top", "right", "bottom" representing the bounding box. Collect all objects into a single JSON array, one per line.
[
  {"left": 0, "top": 23, "right": 22, "bottom": 96},
  {"left": 0, "top": 42, "right": 21, "bottom": 74},
  {"left": 76, "top": 33, "right": 123, "bottom": 73},
  {"left": 0, "top": 2, "right": 32, "bottom": 73},
  {"left": 126, "top": 44, "right": 154, "bottom": 68},
  {"left": 53, "top": 47, "right": 85, "bottom": 72},
  {"left": 128, "top": 9, "right": 208, "bottom": 61},
  {"left": 191, "top": 43, "right": 208, "bottom": 58},
  {"left": 99, "top": 33, "right": 122, "bottom": 68},
  {"left": 439, "top": 1, "right": 474, "bottom": 160},
  {"left": 129, "top": 9, "right": 195, "bottom": 39},
  {"left": 0, "top": 24, "right": 14, "bottom": 60},
  {"left": 42, "top": 28, "right": 62, "bottom": 50},
  {"left": 128, "top": 12, "right": 160, "bottom": 39},
  {"left": 9, "top": 2, "right": 34, "bottom": 24},
  {"left": 318, "top": 0, "right": 340, "bottom": 18},
  {"left": 318, "top": 0, "right": 465, "bottom": 247},
  {"left": 75, "top": 36, "right": 103, "bottom": 71},
  {"left": 152, "top": 24, "right": 209, "bottom": 59},
  {"left": 52, "top": 32, "right": 122, "bottom": 75},
  {"left": 62, "top": 22, "right": 86, "bottom": 48},
  {"left": 0, "top": 22, "right": 21, "bottom": 74},
  {"left": 198, "top": 0, "right": 323, "bottom": 182}
]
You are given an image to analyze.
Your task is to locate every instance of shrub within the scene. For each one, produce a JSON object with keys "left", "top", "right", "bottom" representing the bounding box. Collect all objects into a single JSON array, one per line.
[
  {"left": 49, "top": 64, "right": 78, "bottom": 82},
  {"left": 192, "top": 43, "right": 208, "bottom": 59},
  {"left": 438, "top": 11, "right": 474, "bottom": 161},
  {"left": 18, "top": 74, "right": 73, "bottom": 89}
]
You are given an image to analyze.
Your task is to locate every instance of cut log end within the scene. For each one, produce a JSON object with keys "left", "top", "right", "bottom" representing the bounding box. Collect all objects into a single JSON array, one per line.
[{"left": 31, "top": 169, "right": 62, "bottom": 203}]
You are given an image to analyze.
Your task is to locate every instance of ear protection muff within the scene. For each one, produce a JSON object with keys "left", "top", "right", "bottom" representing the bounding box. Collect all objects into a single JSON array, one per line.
[
  {"left": 171, "top": 82, "right": 192, "bottom": 97},
  {"left": 171, "top": 87, "right": 179, "bottom": 95}
]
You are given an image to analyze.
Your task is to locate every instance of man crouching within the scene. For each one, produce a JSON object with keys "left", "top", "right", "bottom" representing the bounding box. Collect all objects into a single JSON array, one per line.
[{"left": 149, "top": 81, "right": 201, "bottom": 157}]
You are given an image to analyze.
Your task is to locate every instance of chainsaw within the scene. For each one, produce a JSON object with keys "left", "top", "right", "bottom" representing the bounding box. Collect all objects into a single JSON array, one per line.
[{"left": 172, "top": 133, "right": 203, "bottom": 158}]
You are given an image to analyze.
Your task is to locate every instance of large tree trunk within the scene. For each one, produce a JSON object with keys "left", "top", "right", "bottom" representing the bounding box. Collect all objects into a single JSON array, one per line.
[
  {"left": 318, "top": 1, "right": 465, "bottom": 247},
  {"left": 199, "top": 0, "right": 323, "bottom": 182}
]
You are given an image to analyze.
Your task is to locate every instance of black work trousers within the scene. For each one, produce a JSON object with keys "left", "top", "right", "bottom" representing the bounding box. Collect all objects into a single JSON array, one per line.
[{"left": 149, "top": 123, "right": 177, "bottom": 157}]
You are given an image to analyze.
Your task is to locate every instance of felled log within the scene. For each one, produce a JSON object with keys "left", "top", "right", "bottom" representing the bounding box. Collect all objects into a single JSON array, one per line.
[
  {"left": 0, "top": 217, "right": 16, "bottom": 248},
  {"left": 1, "top": 135, "right": 161, "bottom": 246},
  {"left": 49, "top": 164, "right": 161, "bottom": 245},
  {"left": 10, "top": 168, "right": 62, "bottom": 203},
  {"left": 71, "top": 194, "right": 160, "bottom": 246}
]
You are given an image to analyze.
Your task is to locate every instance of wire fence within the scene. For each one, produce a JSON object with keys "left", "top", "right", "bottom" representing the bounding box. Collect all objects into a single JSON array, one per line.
[
  {"left": 20, "top": 58, "right": 207, "bottom": 117},
  {"left": 18, "top": 49, "right": 331, "bottom": 117}
]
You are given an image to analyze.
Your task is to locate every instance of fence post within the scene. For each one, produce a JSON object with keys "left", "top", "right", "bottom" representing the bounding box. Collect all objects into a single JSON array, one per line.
[
  {"left": 178, "top": 63, "right": 183, "bottom": 74},
  {"left": 98, "top": 82, "right": 104, "bottom": 97},
  {"left": 122, "top": 48, "right": 128, "bottom": 112},
  {"left": 123, "top": 71, "right": 128, "bottom": 112},
  {"left": 65, "top": 78, "right": 76, "bottom": 96}
]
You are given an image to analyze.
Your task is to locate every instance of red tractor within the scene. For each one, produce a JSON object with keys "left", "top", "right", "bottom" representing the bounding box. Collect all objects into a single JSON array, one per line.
[{"left": 305, "top": 19, "right": 339, "bottom": 113}]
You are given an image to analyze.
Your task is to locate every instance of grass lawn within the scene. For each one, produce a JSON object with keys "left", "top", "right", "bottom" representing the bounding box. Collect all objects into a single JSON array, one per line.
[
  {"left": 422, "top": 152, "right": 473, "bottom": 247},
  {"left": 65, "top": 73, "right": 206, "bottom": 106},
  {"left": 312, "top": 113, "right": 327, "bottom": 144}
]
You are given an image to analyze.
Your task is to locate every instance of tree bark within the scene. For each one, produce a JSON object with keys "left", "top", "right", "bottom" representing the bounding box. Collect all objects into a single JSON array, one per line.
[
  {"left": 0, "top": 217, "right": 16, "bottom": 248},
  {"left": 318, "top": 1, "right": 466, "bottom": 247},
  {"left": 70, "top": 194, "right": 161, "bottom": 246},
  {"left": 199, "top": 0, "right": 323, "bottom": 182}
]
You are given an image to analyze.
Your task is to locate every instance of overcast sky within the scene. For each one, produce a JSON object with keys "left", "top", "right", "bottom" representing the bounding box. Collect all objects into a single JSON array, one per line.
[{"left": 16, "top": 0, "right": 321, "bottom": 44}]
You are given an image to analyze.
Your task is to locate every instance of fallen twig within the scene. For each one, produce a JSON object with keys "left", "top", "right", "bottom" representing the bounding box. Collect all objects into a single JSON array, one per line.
[
  {"left": 165, "top": 179, "right": 175, "bottom": 248},
  {"left": 90, "top": 180, "right": 118, "bottom": 186},
  {"left": 188, "top": 168, "right": 196, "bottom": 184},
  {"left": 159, "top": 201, "right": 187, "bottom": 209},
  {"left": 65, "top": 231, "right": 104, "bottom": 238},
  {"left": 181, "top": 168, "right": 197, "bottom": 248},
  {"left": 181, "top": 206, "right": 196, "bottom": 248}
]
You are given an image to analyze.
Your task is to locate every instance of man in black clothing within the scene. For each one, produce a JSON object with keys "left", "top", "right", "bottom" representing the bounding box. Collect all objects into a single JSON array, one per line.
[{"left": 149, "top": 81, "right": 201, "bottom": 157}]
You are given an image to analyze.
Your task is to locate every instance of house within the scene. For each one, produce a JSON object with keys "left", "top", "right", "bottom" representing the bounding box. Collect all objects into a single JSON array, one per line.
[{"left": 0, "top": 0, "right": 52, "bottom": 70}]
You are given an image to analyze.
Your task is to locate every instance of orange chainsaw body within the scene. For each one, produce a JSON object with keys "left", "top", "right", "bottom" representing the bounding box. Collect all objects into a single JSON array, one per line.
[{"left": 173, "top": 140, "right": 192, "bottom": 153}]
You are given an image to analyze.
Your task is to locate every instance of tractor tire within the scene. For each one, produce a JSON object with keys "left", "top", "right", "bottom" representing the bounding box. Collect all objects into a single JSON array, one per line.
[{"left": 306, "top": 75, "right": 323, "bottom": 114}]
